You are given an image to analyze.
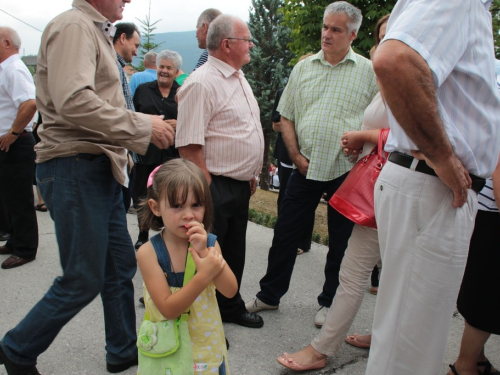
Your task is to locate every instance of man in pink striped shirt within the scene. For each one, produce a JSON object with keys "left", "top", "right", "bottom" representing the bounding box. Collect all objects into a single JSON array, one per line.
[{"left": 176, "top": 15, "right": 265, "bottom": 328}]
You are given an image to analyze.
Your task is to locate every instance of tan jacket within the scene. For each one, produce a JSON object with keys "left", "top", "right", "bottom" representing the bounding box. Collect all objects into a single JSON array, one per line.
[{"left": 35, "top": 0, "right": 151, "bottom": 185}]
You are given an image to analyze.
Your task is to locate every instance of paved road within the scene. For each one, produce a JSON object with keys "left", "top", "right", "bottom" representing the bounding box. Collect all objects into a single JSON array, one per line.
[{"left": 0, "top": 209, "right": 498, "bottom": 374}]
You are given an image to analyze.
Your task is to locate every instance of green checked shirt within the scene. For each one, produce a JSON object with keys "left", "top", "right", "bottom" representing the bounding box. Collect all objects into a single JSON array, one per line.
[{"left": 278, "top": 48, "right": 378, "bottom": 181}]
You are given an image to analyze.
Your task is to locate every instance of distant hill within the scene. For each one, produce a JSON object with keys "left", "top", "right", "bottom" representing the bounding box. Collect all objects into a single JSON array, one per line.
[{"left": 132, "top": 30, "right": 201, "bottom": 72}]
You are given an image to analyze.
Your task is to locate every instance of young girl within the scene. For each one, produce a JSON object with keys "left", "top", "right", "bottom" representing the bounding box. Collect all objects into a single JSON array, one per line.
[{"left": 137, "top": 158, "right": 237, "bottom": 374}]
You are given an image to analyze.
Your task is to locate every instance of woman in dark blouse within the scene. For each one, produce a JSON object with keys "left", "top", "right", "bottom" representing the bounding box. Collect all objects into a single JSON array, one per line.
[{"left": 132, "top": 49, "right": 182, "bottom": 249}]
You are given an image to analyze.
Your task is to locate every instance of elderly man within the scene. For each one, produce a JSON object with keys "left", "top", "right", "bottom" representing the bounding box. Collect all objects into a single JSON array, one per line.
[
  {"left": 176, "top": 15, "right": 265, "bottom": 328},
  {"left": 246, "top": 1, "right": 378, "bottom": 328},
  {"left": 129, "top": 51, "right": 157, "bottom": 96},
  {"left": 364, "top": 1, "right": 500, "bottom": 375},
  {"left": 193, "top": 8, "right": 221, "bottom": 71},
  {"left": 0, "top": 27, "right": 38, "bottom": 270},
  {"left": 0, "top": 0, "right": 175, "bottom": 374}
]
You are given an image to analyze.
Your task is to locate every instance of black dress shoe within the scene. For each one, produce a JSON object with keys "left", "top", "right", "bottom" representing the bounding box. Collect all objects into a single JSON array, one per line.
[
  {"left": 0, "top": 345, "right": 41, "bottom": 375},
  {"left": 0, "top": 232, "right": 10, "bottom": 242},
  {"left": 0, "top": 245, "right": 13, "bottom": 255},
  {"left": 134, "top": 240, "right": 145, "bottom": 250},
  {"left": 106, "top": 356, "right": 138, "bottom": 373},
  {"left": 221, "top": 311, "right": 264, "bottom": 328}
]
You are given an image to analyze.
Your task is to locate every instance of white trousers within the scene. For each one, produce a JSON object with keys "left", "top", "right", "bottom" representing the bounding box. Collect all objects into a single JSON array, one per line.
[
  {"left": 312, "top": 224, "right": 380, "bottom": 355},
  {"left": 366, "top": 162, "right": 477, "bottom": 375}
]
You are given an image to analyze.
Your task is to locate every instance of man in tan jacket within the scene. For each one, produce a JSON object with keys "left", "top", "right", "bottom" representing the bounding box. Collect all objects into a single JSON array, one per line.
[{"left": 0, "top": 1, "right": 174, "bottom": 374}]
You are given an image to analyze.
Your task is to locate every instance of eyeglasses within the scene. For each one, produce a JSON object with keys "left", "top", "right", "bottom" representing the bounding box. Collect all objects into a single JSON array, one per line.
[{"left": 225, "top": 37, "right": 255, "bottom": 45}]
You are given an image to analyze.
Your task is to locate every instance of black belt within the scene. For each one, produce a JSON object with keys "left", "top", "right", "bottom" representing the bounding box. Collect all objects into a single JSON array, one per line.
[{"left": 388, "top": 151, "right": 485, "bottom": 193}]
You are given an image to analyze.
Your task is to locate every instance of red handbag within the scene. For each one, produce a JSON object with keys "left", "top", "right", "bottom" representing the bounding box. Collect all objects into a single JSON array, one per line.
[{"left": 329, "top": 128, "right": 389, "bottom": 229}]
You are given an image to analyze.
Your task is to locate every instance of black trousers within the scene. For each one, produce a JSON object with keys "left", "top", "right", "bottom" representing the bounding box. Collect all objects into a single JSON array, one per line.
[
  {"left": 0, "top": 134, "right": 38, "bottom": 258},
  {"left": 257, "top": 170, "right": 354, "bottom": 307},
  {"left": 210, "top": 174, "right": 251, "bottom": 317},
  {"left": 277, "top": 164, "right": 314, "bottom": 251},
  {"left": 133, "top": 163, "right": 158, "bottom": 241}
]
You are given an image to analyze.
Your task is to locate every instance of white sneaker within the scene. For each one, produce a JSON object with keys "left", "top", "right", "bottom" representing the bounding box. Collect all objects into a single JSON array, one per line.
[
  {"left": 314, "top": 306, "right": 329, "bottom": 328},
  {"left": 245, "top": 297, "right": 278, "bottom": 313}
]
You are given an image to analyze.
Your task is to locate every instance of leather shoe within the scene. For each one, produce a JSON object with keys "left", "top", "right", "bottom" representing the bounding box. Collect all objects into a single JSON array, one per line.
[
  {"left": 0, "top": 245, "right": 13, "bottom": 255},
  {"left": 2, "top": 255, "right": 35, "bottom": 269},
  {"left": 221, "top": 311, "right": 263, "bottom": 328},
  {"left": 0, "top": 344, "right": 41, "bottom": 375},
  {"left": 0, "top": 232, "right": 10, "bottom": 242},
  {"left": 106, "top": 356, "right": 138, "bottom": 373}
]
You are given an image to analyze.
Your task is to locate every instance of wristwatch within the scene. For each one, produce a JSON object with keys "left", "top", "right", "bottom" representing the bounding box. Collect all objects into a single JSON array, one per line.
[{"left": 9, "top": 128, "right": 21, "bottom": 136}]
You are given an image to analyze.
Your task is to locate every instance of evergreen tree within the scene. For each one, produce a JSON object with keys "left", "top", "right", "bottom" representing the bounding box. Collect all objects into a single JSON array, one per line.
[
  {"left": 133, "top": 0, "right": 164, "bottom": 71},
  {"left": 246, "top": 0, "right": 295, "bottom": 190}
]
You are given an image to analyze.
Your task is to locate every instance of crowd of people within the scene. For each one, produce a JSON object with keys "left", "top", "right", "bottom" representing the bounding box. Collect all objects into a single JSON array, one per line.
[{"left": 0, "top": 0, "right": 499, "bottom": 374}]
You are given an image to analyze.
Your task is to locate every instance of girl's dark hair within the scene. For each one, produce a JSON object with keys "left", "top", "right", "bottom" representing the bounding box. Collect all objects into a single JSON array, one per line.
[
  {"left": 138, "top": 159, "right": 213, "bottom": 232},
  {"left": 370, "top": 14, "right": 390, "bottom": 59}
]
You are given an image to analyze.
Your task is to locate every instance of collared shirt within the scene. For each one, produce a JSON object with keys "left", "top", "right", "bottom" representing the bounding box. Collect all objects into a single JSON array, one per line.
[
  {"left": 176, "top": 56, "right": 264, "bottom": 181},
  {"left": 116, "top": 53, "right": 135, "bottom": 111},
  {"left": 278, "top": 49, "right": 378, "bottom": 181},
  {"left": 0, "top": 54, "right": 36, "bottom": 136},
  {"left": 383, "top": 0, "right": 500, "bottom": 178},
  {"left": 193, "top": 50, "right": 208, "bottom": 71},
  {"left": 129, "top": 68, "right": 157, "bottom": 96},
  {"left": 35, "top": 0, "right": 152, "bottom": 186}
]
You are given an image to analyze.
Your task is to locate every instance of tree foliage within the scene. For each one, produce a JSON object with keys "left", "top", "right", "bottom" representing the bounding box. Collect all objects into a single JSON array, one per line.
[
  {"left": 282, "top": 0, "right": 500, "bottom": 61},
  {"left": 246, "top": 0, "right": 295, "bottom": 190},
  {"left": 133, "top": 0, "right": 164, "bottom": 71},
  {"left": 493, "top": 0, "right": 500, "bottom": 59},
  {"left": 281, "top": 0, "right": 396, "bottom": 62}
]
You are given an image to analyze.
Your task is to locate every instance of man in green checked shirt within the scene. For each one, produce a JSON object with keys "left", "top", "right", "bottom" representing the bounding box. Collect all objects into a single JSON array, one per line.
[{"left": 245, "top": 1, "right": 378, "bottom": 327}]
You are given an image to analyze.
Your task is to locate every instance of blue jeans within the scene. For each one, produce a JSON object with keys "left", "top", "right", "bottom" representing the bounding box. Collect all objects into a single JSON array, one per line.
[
  {"left": 1, "top": 154, "right": 137, "bottom": 366},
  {"left": 257, "top": 170, "right": 354, "bottom": 307}
]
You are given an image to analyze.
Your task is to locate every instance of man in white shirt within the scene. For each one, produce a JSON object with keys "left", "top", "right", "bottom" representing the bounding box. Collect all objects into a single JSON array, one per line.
[
  {"left": 367, "top": 1, "right": 500, "bottom": 374},
  {"left": 0, "top": 26, "right": 38, "bottom": 270}
]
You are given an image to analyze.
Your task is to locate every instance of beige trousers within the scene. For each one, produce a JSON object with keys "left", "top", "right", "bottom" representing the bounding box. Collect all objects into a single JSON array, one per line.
[{"left": 312, "top": 224, "right": 380, "bottom": 355}]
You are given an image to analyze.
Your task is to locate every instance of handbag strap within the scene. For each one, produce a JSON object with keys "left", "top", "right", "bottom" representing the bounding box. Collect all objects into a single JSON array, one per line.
[{"left": 377, "top": 128, "right": 390, "bottom": 163}]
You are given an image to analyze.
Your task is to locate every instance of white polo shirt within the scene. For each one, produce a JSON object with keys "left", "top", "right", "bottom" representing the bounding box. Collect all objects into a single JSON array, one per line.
[
  {"left": 0, "top": 54, "right": 36, "bottom": 136},
  {"left": 383, "top": 0, "right": 500, "bottom": 178}
]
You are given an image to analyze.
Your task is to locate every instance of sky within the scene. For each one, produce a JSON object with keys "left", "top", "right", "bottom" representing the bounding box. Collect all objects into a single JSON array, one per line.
[{"left": 0, "top": 0, "right": 254, "bottom": 56}]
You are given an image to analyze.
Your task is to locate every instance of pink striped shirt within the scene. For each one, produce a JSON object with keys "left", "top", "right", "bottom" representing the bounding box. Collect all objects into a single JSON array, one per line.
[{"left": 176, "top": 56, "right": 264, "bottom": 181}]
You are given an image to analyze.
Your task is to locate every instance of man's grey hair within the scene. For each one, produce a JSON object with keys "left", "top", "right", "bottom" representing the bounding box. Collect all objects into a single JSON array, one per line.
[
  {"left": 324, "top": 2, "right": 363, "bottom": 34},
  {"left": 143, "top": 51, "right": 157, "bottom": 68},
  {"left": 206, "top": 15, "right": 239, "bottom": 52},
  {"left": 156, "top": 50, "right": 182, "bottom": 71},
  {"left": 197, "top": 8, "right": 222, "bottom": 28},
  {"left": 0, "top": 26, "right": 22, "bottom": 50}
]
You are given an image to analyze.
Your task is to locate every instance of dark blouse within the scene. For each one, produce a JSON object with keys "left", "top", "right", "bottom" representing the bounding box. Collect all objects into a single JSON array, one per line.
[{"left": 133, "top": 80, "right": 180, "bottom": 165}]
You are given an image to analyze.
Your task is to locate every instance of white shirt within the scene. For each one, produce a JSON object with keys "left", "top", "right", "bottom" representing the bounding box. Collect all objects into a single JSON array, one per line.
[
  {"left": 0, "top": 54, "right": 36, "bottom": 136},
  {"left": 383, "top": 0, "right": 500, "bottom": 178}
]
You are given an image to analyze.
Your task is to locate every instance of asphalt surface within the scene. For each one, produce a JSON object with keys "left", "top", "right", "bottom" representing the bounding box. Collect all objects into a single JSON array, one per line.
[{"left": 0, "top": 203, "right": 498, "bottom": 375}]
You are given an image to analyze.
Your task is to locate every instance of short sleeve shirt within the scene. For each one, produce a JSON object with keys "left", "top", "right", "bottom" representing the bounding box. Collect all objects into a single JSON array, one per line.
[
  {"left": 278, "top": 49, "right": 378, "bottom": 181},
  {"left": 383, "top": 0, "right": 500, "bottom": 177},
  {"left": 0, "top": 54, "right": 36, "bottom": 136}
]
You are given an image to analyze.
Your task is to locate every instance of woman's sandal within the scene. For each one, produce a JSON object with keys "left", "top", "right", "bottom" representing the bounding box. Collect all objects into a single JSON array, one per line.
[
  {"left": 277, "top": 352, "right": 327, "bottom": 371},
  {"left": 478, "top": 360, "right": 500, "bottom": 375}
]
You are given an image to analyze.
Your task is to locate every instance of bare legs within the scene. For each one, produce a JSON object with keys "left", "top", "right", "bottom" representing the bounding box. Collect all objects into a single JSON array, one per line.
[{"left": 448, "top": 320, "right": 495, "bottom": 375}]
